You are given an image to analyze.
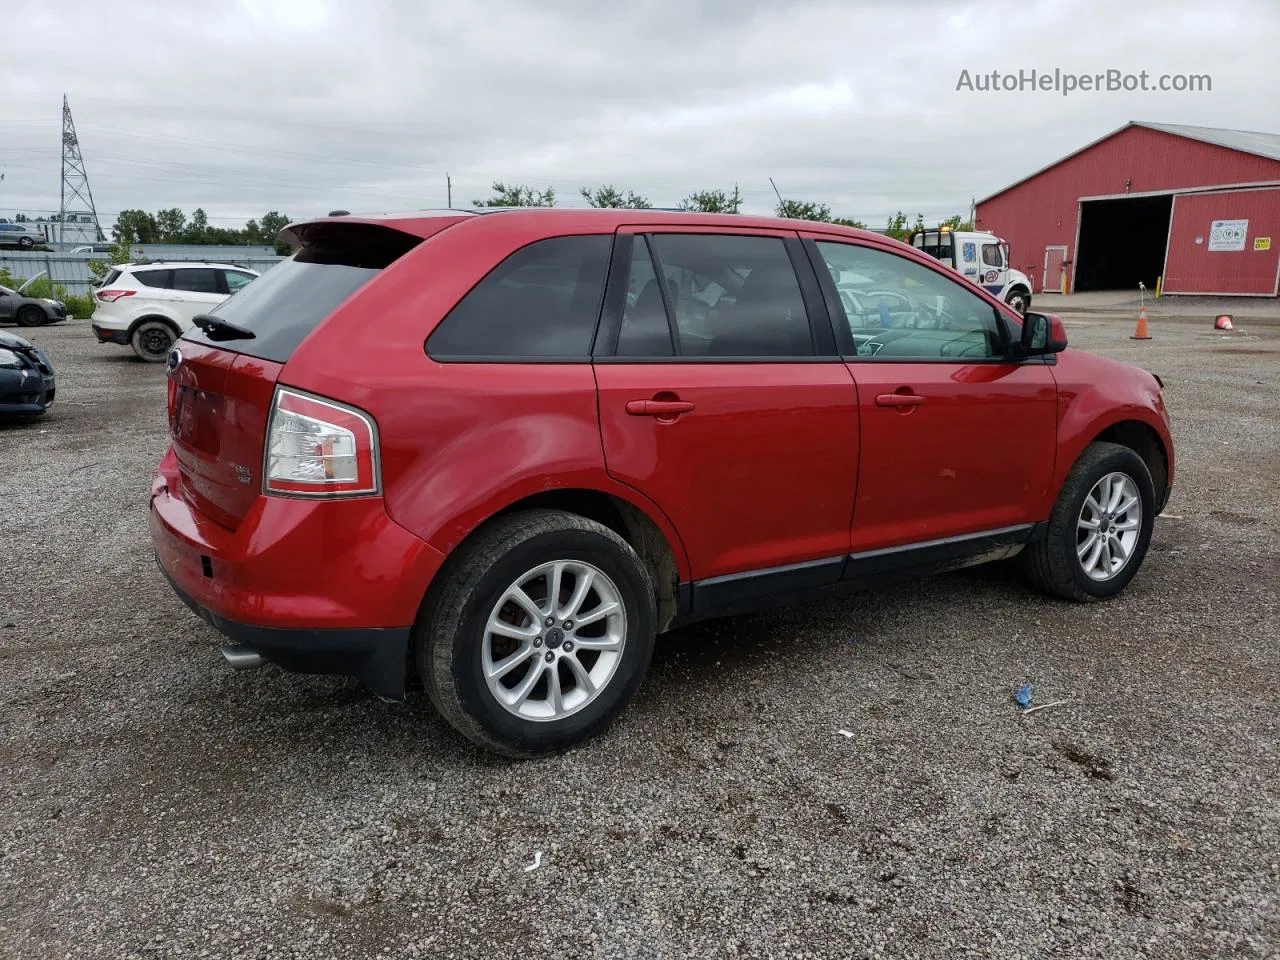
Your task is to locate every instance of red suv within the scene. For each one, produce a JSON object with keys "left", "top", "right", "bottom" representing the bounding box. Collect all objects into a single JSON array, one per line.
[{"left": 150, "top": 210, "right": 1173, "bottom": 756}]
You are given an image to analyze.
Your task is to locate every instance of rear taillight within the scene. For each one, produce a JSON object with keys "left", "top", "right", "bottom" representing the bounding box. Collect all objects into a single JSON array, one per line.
[
  {"left": 96, "top": 289, "right": 136, "bottom": 302},
  {"left": 264, "top": 388, "right": 379, "bottom": 497}
]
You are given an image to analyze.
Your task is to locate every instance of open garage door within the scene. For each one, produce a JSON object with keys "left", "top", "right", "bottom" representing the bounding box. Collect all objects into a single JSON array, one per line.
[{"left": 1075, "top": 194, "right": 1173, "bottom": 292}]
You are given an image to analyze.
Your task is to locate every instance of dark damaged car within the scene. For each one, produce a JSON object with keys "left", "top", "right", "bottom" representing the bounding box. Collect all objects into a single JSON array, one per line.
[
  {"left": 0, "top": 279, "right": 69, "bottom": 327},
  {"left": 0, "top": 329, "right": 56, "bottom": 416}
]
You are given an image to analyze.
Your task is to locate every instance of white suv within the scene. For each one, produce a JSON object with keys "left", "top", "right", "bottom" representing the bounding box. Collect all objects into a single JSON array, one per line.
[{"left": 90, "top": 262, "right": 260, "bottom": 361}]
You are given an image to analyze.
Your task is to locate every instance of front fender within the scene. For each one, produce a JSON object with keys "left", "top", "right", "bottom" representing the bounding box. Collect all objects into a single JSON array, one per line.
[
  {"left": 1007, "top": 269, "right": 1032, "bottom": 292},
  {"left": 1047, "top": 351, "right": 1174, "bottom": 514}
]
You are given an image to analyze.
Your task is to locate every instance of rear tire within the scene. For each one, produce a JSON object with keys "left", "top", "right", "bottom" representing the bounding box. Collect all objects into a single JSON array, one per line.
[
  {"left": 18, "top": 237, "right": 34, "bottom": 250},
  {"left": 1021, "top": 441, "right": 1155, "bottom": 601},
  {"left": 131, "top": 320, "right": 176, "bottom": 362},
  {"left": 417, "top": 509, "right": 656, "bottom": 758},
  {"left": 15, "top": 305, "right": 45, "bottom": 327}
]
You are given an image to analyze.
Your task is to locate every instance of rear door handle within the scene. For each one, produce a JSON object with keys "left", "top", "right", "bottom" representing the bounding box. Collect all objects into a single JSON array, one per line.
[
  {"left": 875, "top": 393, "right": 926, "bottom": 408},
  {"left": 625, "top": 399, "right": 695, "bottom": 417}
]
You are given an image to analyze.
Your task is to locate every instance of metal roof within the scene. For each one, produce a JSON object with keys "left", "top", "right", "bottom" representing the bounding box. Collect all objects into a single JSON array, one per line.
[
  {"left": 977, "top": 121, "right": 1280, "bottom": 205},
  {"left": 1134, "top": 122, "right": 1280, "bottom": 162}
]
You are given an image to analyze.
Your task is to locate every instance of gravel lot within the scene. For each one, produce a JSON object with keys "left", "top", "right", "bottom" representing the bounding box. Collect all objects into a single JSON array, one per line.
[{"left": 1, "top": 316, "right": 1276, "bottom": 959}]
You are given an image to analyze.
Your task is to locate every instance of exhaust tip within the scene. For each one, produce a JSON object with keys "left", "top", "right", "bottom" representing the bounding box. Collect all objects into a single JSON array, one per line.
[{"left": 221, "top": 644, "right": 264, "bottom": 670}]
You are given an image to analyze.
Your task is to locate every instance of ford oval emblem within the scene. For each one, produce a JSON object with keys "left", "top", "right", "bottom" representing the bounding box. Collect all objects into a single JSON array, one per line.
[{"left": 167, "top": 347, "right": 182, "bottom": 374}]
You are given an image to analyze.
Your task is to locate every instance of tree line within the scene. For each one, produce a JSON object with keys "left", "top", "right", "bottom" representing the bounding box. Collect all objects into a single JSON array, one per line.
[
  {"left": 110, "top": 208, "right": 292, "bottom": 251},
  {"left": 475, "top": 182, "right": 972, "bottom": 240},
  {"left": 2, "top": 208, "right": 294, "bottom": 251}
]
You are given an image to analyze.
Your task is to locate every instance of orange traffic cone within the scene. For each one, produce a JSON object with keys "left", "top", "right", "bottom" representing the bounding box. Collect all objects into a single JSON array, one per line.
[
  {"left": 1214, "top": 314, "right": 1234, "bottom": 331},
  {"left": 1130, "top": 304, "right": 1151, "bottom": 340}
]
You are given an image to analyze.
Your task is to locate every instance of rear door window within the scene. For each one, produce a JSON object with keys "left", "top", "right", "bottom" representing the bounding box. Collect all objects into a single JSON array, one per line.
[
  {"left": 427, "top": 235, "right": 612, "bottom": 360},
  {"left": 617, "top": 233, "right": 814, "bottom": 358},
  {"left": 171, "top": 268, "right": 221, "bottom": 294},
  {"left": 616, "top": 237, "right": 673, "bottom": 356},
  {"left": 181, "top": 223, "right": 423, "bottom": 363}
]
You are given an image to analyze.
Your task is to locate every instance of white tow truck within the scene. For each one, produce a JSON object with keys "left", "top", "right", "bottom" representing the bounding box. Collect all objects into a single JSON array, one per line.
[{"left": 908, "top": 227, "right": 1034, "bottom": 314}]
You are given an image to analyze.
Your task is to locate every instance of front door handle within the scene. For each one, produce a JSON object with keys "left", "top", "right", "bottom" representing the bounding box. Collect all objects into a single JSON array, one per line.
[
  {"left": 625, "top": 399, "right": 696, "bottom": 417},
  {"left": 875, "top": 393, "right": 926, "bottom": 408}
]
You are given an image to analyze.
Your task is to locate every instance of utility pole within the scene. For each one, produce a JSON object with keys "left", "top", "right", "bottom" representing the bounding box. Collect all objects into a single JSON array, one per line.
[{"left": 447, "top": 173, "right": 452, "bottom": 208}]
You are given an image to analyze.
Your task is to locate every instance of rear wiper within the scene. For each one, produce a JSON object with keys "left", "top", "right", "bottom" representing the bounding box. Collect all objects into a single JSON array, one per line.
[{"left": 193, "top": 314, "right": 256, "bottom": 341}]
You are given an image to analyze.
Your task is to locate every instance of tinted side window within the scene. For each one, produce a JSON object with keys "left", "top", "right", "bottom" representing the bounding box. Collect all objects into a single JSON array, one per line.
[
  {"left": 172, "top": 268, "right": 220, "bottom": 293},
  {"left": 981, "top": 244, "right": 1003, "bottom": 267},
  {"left": 814, "top": 241, "right": 1005, "bottom": 360},
  {"left": 133, "top": 269, "right": 172, "bottom": 288},
  {"left": 428, "top": 235, "right": 612, "bottom": 359},
  {"left": 617, "top": 237, "right": 673, "bottom": 357},
  {"left": 638, "top": 233, "right": 813, "bottom": 358}
]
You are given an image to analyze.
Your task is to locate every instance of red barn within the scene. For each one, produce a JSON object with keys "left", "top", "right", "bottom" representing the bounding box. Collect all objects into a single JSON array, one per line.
[{"left": 975, "top": 122, "right": 1280, "bottom": 298}]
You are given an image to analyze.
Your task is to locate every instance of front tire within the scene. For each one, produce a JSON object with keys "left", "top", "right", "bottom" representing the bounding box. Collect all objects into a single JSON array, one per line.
[
  {"left": 1021, "top": 441, "right": 1155, "bottom": 601},
  {"left": 16, "top": 305, "right": 45, "bottom": 327},
  {"left": 131, "top": 320, "right": 176, "bottom": 362},
  {"left": 1006, "top": 287, "right": 1030, "bottom": 314},
  {"left": 417, "top": 509, "right": 656, "bottom": 758}
]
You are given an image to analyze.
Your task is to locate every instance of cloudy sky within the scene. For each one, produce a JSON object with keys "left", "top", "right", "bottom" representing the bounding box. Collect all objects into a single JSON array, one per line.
[{"left": 3, "top": 0, "right": 1278, "bottom": 232}]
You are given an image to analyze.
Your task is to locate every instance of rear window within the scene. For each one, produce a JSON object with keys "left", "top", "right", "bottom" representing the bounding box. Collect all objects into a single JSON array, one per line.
[
  {"left": 181, "top": 223, "right": 421, "bottom": 363},
  {"left": 98, "top": 268, "right": 121, "bottom": 288},
  {"left": 426, "top": 234, "right": 613, "bottom": 360}
]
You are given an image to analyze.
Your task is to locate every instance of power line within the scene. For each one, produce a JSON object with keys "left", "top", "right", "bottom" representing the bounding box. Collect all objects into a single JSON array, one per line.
[
  {"left": 9, "top": 122, "right": 982, "bottom": 197},
  {"left": 0, "top": 160, "right": 434, "bottom": 206}
]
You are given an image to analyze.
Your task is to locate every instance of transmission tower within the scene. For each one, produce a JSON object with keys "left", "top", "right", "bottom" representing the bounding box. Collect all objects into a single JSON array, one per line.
[{"left": 58, "top": 95, "right": 102, "bottom": 245}]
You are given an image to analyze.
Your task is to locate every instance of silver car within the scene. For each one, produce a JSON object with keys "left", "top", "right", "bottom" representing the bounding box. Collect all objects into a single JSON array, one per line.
[{"left": 0, "top": 222, "right": 46, "bottom": 249}]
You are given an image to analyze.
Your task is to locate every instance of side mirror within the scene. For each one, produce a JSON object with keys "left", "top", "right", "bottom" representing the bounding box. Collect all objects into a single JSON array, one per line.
[{"left": 1017, "top": 311, "right": 1068, "bottom": 356}]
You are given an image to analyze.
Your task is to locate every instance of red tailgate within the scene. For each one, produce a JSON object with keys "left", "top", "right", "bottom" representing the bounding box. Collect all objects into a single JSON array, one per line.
[{"left": 168, "top": 341, "right": 282, "bottom": 530}]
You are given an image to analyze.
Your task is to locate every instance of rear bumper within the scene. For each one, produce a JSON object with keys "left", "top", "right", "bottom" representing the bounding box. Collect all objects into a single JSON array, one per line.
[
  {"left": 158, "top": 560, "right": 411, "bottom": 699},
  {"left": 149, "top": 450, "right": 447, "bottom": 699},
  {"left": 92, "top": 323, "right": 131, "bottom": 345}
]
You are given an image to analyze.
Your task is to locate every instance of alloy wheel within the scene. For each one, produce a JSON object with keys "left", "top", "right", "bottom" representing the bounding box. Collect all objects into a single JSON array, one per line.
[
  {"left": 1076, "top": 472, "right": 1142, "bottom": 581},
  {"left": 482, "top": 560, "right": 627, "bottom": 722}
]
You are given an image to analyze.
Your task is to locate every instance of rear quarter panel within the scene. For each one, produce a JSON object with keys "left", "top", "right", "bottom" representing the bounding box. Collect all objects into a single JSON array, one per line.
[
  {"left": 1045, "top": 348, "right": 1174, "bottom": 513},
  {"left": 278, "top": 216, "right": 693, "bottom": 577}
]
